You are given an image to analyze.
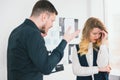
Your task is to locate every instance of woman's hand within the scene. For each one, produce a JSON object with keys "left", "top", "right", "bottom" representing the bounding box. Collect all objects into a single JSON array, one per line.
[
  {"left": 98, "top": 65, "right": 111, "bottom": 73},
  {"left": 101, "top": 30, "right": 108, "bottom": 45}
]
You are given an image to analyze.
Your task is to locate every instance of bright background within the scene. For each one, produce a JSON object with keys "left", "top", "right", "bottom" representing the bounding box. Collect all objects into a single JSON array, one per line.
[{"left": 0, "top": 0, "right": 120, "bottom": 80}]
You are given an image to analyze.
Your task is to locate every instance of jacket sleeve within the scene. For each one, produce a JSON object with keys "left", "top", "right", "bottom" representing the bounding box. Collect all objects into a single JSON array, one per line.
[
  {"left": 97, "top": 44, "right": 109, "bottom": 68},
  {"left": 72, "top": 46, "right": 99, "bottom": 76},
  {"left": 27, "top": 31, "right": 67, "bottom": 74}
]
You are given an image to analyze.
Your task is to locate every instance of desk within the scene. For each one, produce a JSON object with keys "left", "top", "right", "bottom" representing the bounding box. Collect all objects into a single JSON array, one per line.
[
  {"left": 44, "top": 64, "right": 120, "bottom": 80},
  {"left": 44, "top": 64, "right": 76, "bottom": 80},
  {"left": 109, "top": 69, "right": 120, "bottom": 80}
]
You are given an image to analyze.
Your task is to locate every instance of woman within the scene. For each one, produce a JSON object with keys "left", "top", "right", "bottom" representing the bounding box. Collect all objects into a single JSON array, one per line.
[{"left": 72, "top": 17, "right": 111, "bottom": 80}]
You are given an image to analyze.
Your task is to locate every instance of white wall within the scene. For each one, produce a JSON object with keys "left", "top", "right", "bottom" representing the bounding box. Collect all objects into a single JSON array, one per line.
[
  {"left": 89, "top": 0, "right": 105, "bottom": 22},
  {"left": 45, "top": 0, "right": 89, "bottom": 66},
  {"left": 0, "top": 0, "right": 108, "bottom": 80},
  {"left": 0, "top": 0, "right": 36, "bottom": 80},
  {"left": 105, "top": 0, "right": 120, "bottom": 76}
]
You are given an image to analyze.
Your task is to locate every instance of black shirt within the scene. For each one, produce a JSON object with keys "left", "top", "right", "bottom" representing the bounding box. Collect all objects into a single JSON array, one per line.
[{"left": 7, "top": 19, "right": 67, "bottom": 80}]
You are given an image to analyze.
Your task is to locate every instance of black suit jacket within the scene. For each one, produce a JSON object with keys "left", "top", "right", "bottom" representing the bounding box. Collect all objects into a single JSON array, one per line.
[{"left": 7, "top": 19, "right": 67, "bottom": 80}]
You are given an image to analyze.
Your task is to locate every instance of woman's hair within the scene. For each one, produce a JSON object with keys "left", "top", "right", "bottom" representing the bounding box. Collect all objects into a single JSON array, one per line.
[{"left": 78, "top": 17, "right": 107, "bottom": 55}]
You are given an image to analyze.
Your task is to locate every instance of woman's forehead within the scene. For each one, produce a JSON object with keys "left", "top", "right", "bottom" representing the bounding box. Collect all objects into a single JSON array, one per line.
[{"left": 91, "top": 28, "right": 101, "bottom": 33}]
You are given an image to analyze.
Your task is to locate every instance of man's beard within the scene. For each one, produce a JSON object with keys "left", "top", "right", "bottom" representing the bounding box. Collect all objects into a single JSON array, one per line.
[
  {"left": 40, "top": 29, "right": 45, "bottom": 34},
  {"left": 40, "top": 26, "right": 46, "bottom": 34}
]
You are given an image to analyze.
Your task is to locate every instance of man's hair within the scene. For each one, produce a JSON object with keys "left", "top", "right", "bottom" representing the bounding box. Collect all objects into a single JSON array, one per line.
[{"left": 31, "top": 0, "right": 58, "bottom": 17}]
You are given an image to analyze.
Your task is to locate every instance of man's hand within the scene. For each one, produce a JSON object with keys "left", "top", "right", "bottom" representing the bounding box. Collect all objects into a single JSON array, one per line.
[{"left": 63, "top": 27, "right": 80, "bottom": 43}]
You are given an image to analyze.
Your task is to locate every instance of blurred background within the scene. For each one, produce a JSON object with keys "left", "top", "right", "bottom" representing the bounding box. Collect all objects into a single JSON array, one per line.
[{"left": 0, "top": 0, "right": 120, "bottom": 80}]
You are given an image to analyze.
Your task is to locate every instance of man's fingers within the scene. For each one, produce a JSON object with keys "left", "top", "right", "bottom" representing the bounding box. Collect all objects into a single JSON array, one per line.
[
  {"left": 72, "top": 30, "right": 80, "bottom": 38},
  {"left": 65, "top": 27, "right": 71, "bottom": 33}
]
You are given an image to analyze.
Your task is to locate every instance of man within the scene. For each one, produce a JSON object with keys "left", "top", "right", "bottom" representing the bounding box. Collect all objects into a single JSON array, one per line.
[{"left": 7, "top": 0, "right": 80, "bottom": 80}]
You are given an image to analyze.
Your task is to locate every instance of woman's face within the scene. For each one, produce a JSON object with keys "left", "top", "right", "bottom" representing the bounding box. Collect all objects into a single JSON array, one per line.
[{"left": 89, "top": 28, "right": 102, "bottom": 43}]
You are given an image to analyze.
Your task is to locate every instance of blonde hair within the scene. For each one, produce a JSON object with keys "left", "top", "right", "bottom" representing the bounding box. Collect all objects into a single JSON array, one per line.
[{"left": 78, "top": 17, "right": 107, "bottom": 55}]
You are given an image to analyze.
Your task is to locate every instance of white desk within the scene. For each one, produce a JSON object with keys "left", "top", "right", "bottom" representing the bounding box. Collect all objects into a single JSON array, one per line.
[
  {"left": 44, "top": 64, "right": 120, "bottom": 80},
  {"left": 109, "top": 69, "right": 120, "bottom": 80},
  {"left": 44, "top": 64, "right": 76, "bottom": 80}
]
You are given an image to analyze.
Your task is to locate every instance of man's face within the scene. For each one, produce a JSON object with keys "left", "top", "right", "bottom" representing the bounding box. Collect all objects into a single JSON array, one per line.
[{"left": 41, "top": 13, "right": 56, "bottom": 36}]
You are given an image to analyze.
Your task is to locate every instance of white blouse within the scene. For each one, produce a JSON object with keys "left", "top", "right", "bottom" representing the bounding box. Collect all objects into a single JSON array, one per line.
[{"left": 72, "top": 43, "right": 109, "bottom": 78}]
